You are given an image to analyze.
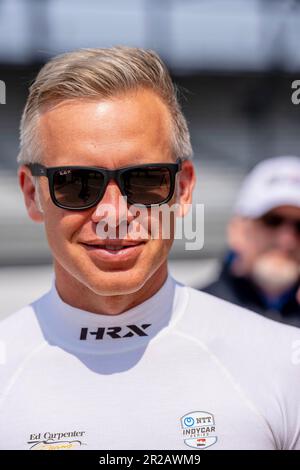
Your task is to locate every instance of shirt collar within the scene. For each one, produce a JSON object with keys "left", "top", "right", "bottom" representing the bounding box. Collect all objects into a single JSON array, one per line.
[{"left": 36, "top": 272, "right": 184, "bottom": 355}]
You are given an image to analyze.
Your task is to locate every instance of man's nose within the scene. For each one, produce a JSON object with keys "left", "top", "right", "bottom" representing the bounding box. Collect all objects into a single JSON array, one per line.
[
  {"left": 275, "top": 223, "right": 300, "bottom": 252},
  {"left": 90, "top": 180, "right": 135, "bottom": 228}
]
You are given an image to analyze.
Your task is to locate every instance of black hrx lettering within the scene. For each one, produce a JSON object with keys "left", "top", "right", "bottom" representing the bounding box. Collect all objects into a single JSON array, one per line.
[
  {"left": 80, "top": 328, "right": 105, "bottom": 340},
  {"left": 79, "top": 324, "right": 152, "bottom": 340}
]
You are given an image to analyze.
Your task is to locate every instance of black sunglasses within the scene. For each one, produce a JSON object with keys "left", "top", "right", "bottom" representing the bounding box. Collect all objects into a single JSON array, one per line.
[
  {"left": 260, "top": 213, "right": 300, "bottom": 235},
  {"left": 26, "top": 159, "right": 183, "bottom": 210}
]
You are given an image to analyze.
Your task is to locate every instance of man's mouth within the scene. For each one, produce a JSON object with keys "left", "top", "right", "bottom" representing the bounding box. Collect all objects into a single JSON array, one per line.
[
  {"left": 100, "top": 245, "right": 131, "bottom": 252},
  {"left": 79, "top": 241, "right": 147, "bottom": 258},
  {"left": 90, "top": 244, "right": 143, "bottom": 253}
]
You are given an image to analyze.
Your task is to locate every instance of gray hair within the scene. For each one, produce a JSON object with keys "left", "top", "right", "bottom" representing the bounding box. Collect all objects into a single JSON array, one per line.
[{"left": 17, "top": 46, "right": 193, "bottom": 165}]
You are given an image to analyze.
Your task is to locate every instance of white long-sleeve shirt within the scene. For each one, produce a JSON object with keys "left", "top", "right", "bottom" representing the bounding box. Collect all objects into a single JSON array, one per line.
[{"left": 0, "top": 273, "right": 299, "bottom": 450}]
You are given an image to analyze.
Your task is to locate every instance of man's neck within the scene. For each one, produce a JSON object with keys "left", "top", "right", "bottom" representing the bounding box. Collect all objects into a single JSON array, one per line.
[{"left": 53, "top": 261, "right": 169, "bottom": 315}]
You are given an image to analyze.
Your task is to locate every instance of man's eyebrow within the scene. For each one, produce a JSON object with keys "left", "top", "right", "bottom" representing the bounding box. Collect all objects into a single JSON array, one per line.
[{"left": 70, "top": 159, "right": 154, "bottom": 169}]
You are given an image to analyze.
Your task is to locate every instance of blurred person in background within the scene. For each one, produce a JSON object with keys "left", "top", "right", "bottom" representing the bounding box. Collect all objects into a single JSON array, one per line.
[
  {"left": 0, "top": 48, "right": 300, "bottom": 450},
  {"left": 203, "top": 156, "right": 300, "bottom": 327}
]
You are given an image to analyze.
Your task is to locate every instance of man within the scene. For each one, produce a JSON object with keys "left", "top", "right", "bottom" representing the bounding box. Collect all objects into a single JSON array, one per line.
[
  {"left": 203, "top": 156, "right": 300, "bottom": 327},
  {"left": 0, "top": 48, "right": 299, "bottom": 450}
]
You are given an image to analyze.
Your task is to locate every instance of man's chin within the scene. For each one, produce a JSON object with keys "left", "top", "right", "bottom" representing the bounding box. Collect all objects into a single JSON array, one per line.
[
  {"left": 251, "top": 251, "right": 300, "bottom": 295},
  {"left": 79, "top": 267, "right": 147, "bottom": 297}
]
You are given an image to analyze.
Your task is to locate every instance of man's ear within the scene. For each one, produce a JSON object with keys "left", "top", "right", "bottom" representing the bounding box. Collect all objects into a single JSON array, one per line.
[
  {"left": 18, "top": 165, "right": 44, "bottom": 222},
  {"left": 176, "top": 159, "right": 196, "bottom": 217}
]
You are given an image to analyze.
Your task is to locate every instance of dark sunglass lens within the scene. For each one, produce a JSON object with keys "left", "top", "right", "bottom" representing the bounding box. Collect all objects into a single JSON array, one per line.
[
  {"left": 123, "top": 167, "right": 172, "bottom": 204},
  {"left": 261, "top": 214, "right": 300, "bottom": 234},
  {"left": 53, "top": 169, "right": 104, "bottom": 208},
  {"left": 261, "top": 214, "right": 283, "bottom": 228}
]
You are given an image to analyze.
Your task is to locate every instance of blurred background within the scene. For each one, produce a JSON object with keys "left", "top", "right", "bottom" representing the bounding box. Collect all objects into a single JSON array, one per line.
[{"left": 1, "top": 0, "right": 300, "bottom": 319}]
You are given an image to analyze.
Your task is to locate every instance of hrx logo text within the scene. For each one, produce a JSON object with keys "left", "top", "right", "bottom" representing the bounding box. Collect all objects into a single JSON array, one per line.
[{"left": 79, "top": 324, "right": 152, "bottom": 340}]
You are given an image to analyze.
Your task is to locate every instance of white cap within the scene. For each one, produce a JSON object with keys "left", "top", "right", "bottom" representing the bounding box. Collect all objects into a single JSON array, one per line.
[{"left": 234, "top": 156, "right": 300, "bottom": 218}]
